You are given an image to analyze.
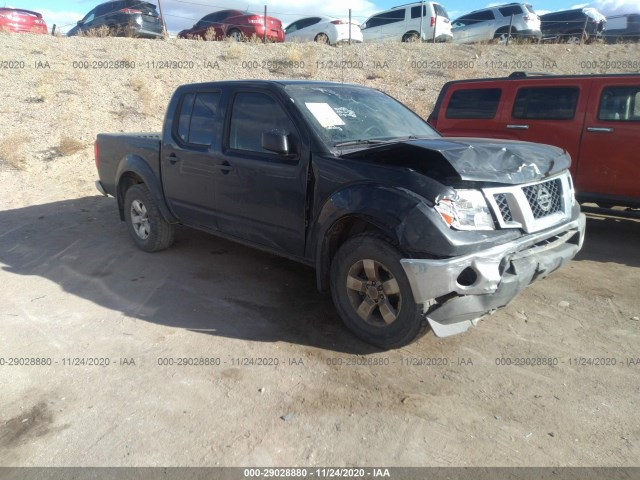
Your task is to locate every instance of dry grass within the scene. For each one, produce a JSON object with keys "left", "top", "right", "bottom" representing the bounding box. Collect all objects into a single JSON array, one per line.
[
  {"left": 57, "top": 136, "right": 86, "bottom": 156},
  {"left": 0, "top": 132, "right": 31, "bottom": 171}
]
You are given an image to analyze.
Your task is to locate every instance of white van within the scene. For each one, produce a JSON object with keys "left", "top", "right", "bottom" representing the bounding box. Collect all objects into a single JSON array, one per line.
[{"left": 360, "top": 2, "right": 452, "bottom": 42}]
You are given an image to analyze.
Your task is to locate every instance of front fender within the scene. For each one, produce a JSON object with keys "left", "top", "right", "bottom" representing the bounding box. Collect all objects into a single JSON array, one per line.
[
  {"left": 115, "top": 155, "right": 178, "bottom": 223},
  {"left": 310, "top": 184, "right": 426, "bottom": 291}
]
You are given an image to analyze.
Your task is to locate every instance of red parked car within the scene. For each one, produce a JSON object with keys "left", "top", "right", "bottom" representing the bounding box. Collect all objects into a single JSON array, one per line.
[
  {"left": 428, "top": 72, "right": 640, "bottom": 209},
  {"left": 178, "top": 9, "right": 284, "bottom": 42},
  {"left": 0, "top": 8, "right": 48, "bottom": 34}
]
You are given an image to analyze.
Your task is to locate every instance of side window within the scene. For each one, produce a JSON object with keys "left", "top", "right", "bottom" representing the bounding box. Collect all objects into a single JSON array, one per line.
[
  {"left": 228, "top": 92, "right": 296, "bottom": 155},
  {"left": 512, "top": 87, "right": 579, "bottom": 120},
  {"left": 286, "top": 21, "right": 299, "bottom": 33},
  {"left": 176, "top": 92, "right": 221, "bottom": 146},
  {"left": 411, "top": 5, "right": 426, "bottom": 19},
  {"left": 598, "top": 86, "right": 640, "bottom": 121},
  {"left": 445, "top": 88, "right": 502, "bottom": 119},
  {"left": 498, "top": 5, "right": 524, "bottom": 17},
  {"left": 369, "top": 10, "right": 405, "bottom": 27}
]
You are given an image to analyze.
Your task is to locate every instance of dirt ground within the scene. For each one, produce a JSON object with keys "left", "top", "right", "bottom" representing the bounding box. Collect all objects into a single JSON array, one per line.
[{"left": 0, "top": 34, "right": 639, "bottom": 468}]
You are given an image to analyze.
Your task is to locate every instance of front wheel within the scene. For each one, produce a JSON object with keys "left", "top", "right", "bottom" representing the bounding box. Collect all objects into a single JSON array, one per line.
[
  {"left": 124, "top": 184, "right": 175, "bottom": 252},
  {"left": 227, "top": 29, "right": 243, "bottom": 42},
  {"left": 330, "top": 234, "right": 429, "bottom": 349}
]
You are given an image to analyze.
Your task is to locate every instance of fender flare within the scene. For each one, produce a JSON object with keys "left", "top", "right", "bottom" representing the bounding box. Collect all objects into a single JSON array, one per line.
[{"left": 115, "top": 154, "right": 178, "bottom": 223}]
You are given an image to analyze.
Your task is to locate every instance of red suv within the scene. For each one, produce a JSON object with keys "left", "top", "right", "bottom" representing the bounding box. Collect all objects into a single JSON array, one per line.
[
  {"left": 0, "top": 8, "right": 48, "bottom": 34},
  {"left": 429, "top": 73, "right": 640, "bottom": 209},
  {"left": 178, "top": 10, "right": 284, "bottom": 42}
]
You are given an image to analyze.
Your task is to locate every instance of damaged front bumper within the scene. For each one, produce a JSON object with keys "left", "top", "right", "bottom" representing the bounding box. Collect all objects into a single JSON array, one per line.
[{"left": 400, "top": 214, "right": 586, "bottom": 337}]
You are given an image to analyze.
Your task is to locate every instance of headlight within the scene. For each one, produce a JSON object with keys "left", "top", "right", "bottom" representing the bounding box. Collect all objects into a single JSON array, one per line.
[{"left": 435, "top": 189, "right": 495, "bottom": 231}]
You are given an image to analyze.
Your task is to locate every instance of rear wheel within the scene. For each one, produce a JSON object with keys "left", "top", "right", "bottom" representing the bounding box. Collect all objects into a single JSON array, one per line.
[
  {"left": 315, "top": 32, "right": 330, "bottom": 44},
  {"left": 493, "top": 29, "right": 516, "bottom": 44},
  {"left": 402, "top": 32, "right": 420, "bottom": 42},
  {"left": 124, "top": 184, "right": 175, "bottom": 252},
  {"left": 330, "top": 234, "right": 429, "bottom": 349},
  {"left": 565, "top": 31, "right": 584, "bottom": 44}
]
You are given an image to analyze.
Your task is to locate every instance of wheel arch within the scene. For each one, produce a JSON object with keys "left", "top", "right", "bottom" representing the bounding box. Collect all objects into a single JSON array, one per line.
[
  {"left": 316, "top": 214, "right": 399, "bottom": 292},
  {"left": 115, "top": 154, "right": 177, "bottom": 223},
  {"left": 402, "top": 30, "right": 421, "bottom": 42}
]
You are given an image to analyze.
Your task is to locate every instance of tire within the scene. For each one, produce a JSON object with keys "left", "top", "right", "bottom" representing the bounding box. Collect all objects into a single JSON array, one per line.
[
  {"left": 314, "top": 32, "right": 330, "bottom": 44},
  {"left": 565, "top": 32, "right": 583, "bottom": 44},
  {"left": 124, "top": 184, "right": 175, "bottom": 252},
  {"left": 493, "top": 30, "right": 516, "bottom": 44},
  {"left": 330, "top": 233, "right": 429, "bottom": 349},
  {"left": 227, "top": 29, "right": 243, "bottom": 42},
  {"left": 402, "top": 32, "right": 420, "bottom": 42}
]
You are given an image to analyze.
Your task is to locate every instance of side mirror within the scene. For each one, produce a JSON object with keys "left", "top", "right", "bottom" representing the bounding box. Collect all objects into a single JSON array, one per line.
[{"left": 262, "top": 131, "right": 290, "bottom": 155}]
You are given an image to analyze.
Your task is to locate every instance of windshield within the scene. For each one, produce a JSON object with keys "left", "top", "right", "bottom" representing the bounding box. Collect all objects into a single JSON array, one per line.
[{"left": 284, "top": 84, "right": 439, "bottom": 151}]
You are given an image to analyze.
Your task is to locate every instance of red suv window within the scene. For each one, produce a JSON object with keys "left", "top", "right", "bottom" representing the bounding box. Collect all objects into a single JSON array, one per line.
[
  {"left": 445, "top": 88, "right": 502, "bottom": 119},
  {"left": 512, "top": 87, "right": 579, "bottom": 120}
]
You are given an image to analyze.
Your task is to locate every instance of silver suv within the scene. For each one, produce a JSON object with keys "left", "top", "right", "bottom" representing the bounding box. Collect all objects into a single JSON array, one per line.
[{"left": 452, "top": 3, "right": 541, "bottom": 44}]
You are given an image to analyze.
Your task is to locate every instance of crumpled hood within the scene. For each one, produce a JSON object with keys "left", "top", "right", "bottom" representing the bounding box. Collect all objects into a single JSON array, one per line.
[
  {"left": 418, "top": 137, "right": 570, "bottom": 184},
  {"left": 343, "top": 137, "right": 571, "bottom": 185}
]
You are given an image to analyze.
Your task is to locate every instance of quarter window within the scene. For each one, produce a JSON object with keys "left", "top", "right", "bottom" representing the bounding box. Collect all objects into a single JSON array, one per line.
[
  {"left": 445, "top": 88, "right": 502, "bottom": 119},
  {"left": 598, "top": 86, "right": 640, "bottom": 121},
  {"left": 512, "top": 87, "right": 579, "bottom": 120},
  {"left": 498, "top": 5, "right": 524, "bottom": 17}
]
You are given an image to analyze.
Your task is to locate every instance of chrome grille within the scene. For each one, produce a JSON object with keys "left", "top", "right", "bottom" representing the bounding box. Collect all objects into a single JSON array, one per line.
[
  {"left": 522, "top": 179, "right": 563, "bottom": 219},
  {"left": 494, "top": 193, "right": 513, "bottom": 222}
]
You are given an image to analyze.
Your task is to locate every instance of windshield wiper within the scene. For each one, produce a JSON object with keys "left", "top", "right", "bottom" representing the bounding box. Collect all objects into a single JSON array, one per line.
[{"left": 334, "top": 139, "right": 389, "bottom": 148}]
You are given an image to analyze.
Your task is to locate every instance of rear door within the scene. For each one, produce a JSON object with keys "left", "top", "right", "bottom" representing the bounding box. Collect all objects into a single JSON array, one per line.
[
  {"left": 161, "top": 89, "right": 223, "bottom": 229},
  {"left": 577, "top": 79, "right": 640, "bottom": 200},
  {"left": 213, "top": 88, "right": 309, "bottom": 256},
  {"left": 498, "top": 80, "right": 588, "bottom": 179}
]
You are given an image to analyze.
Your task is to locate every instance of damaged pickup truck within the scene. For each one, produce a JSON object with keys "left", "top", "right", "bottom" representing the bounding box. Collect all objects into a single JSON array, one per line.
[{"left": 95, "top": 80, "right": 586, "bottom": 349}]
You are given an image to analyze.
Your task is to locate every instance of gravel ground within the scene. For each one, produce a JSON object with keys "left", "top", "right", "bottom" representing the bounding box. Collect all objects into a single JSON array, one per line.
[{"left": 0, "top": 33, "right": 639, "bottom": 469}]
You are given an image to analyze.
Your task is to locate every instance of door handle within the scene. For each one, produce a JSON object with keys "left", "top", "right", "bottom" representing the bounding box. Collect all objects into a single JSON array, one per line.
[
  {"left": 218, "top": 161, "right": 234, "bottom": 174},
  {"left": 167, "top": 153, "right": 179, "bottom": 165},
  {"left": 587, "top": 127, "right": 614, "bottom": 133},
  {"left": 507, "top": 124, "right": 529, "bottom": 130}
]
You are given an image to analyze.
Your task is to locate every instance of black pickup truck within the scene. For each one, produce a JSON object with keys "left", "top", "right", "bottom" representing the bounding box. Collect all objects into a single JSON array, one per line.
[{"left": 95, "top": 80, "right": 586, "bottom": 348}]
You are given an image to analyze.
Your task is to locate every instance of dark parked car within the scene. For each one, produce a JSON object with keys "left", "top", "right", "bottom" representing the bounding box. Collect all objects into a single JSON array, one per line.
[
  {"left": 540, "top": 7, "right": 606, "bottom": 43},
  {"left": 94, "top": 80, "right": 585, "bottom": 348},
  {"left": 605, "top": 14, "right": 640, "bottom": 43},
  {"left": 67, "top": 0, "right": 163, "bottom": 38},
  {"left": 0, "top": 8, "right": 47, "bottom": 34},
  {"left": 178, "top": 9, "right": 284, "bottom": 42}
]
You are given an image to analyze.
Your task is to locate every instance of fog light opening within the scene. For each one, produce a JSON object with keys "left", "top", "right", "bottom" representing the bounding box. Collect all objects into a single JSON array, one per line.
[{"left": 457, "top": 267, "right": 478, "bottom": 287}]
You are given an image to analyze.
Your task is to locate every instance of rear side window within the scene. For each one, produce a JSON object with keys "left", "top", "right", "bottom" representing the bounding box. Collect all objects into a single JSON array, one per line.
[
  {"left": 176, "top": 92, "right": 221, "bottom": 146},
  {"left": 512, "top": 87, "right": 579, "bottom": 120},
  {"left": 598, "top": 86, "right": 640, "bottom": 121},
  {"left": 411, "top": 5, "right": 426, "bottom": 19},
  {"left": 498, "top": 5, "right": 524, "bottom": 17},
  {"left": 445, "top": 88, "right": 502, "bottom": 119}
]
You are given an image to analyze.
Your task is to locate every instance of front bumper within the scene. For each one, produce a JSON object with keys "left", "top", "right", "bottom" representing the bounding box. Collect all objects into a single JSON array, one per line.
[{"left": 400, "top": 214, "right": 586, "bottom": 337}]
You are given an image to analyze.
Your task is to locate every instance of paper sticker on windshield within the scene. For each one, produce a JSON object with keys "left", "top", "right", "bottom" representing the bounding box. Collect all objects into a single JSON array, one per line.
[{"left": 305, "top": 103, "right": 345, "bottom": 128}]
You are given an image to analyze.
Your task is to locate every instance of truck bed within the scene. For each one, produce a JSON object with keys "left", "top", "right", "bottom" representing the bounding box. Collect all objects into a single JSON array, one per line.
[{"left": 96, "top": 132, "right": 161, "bottom": 198}]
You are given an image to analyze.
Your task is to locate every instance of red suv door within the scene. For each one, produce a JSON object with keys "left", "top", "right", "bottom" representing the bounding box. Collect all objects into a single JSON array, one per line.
[
  {"left": 577, "top": 79, "right": 640, "bottom": 203},
  {"left": 497, "top": 79, "right": 590, "bottom": 181}
]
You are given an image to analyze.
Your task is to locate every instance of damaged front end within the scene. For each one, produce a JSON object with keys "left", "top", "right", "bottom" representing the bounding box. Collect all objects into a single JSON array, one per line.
[{"left": 401, "top": 170, "right": 586, "bottom": 337}]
